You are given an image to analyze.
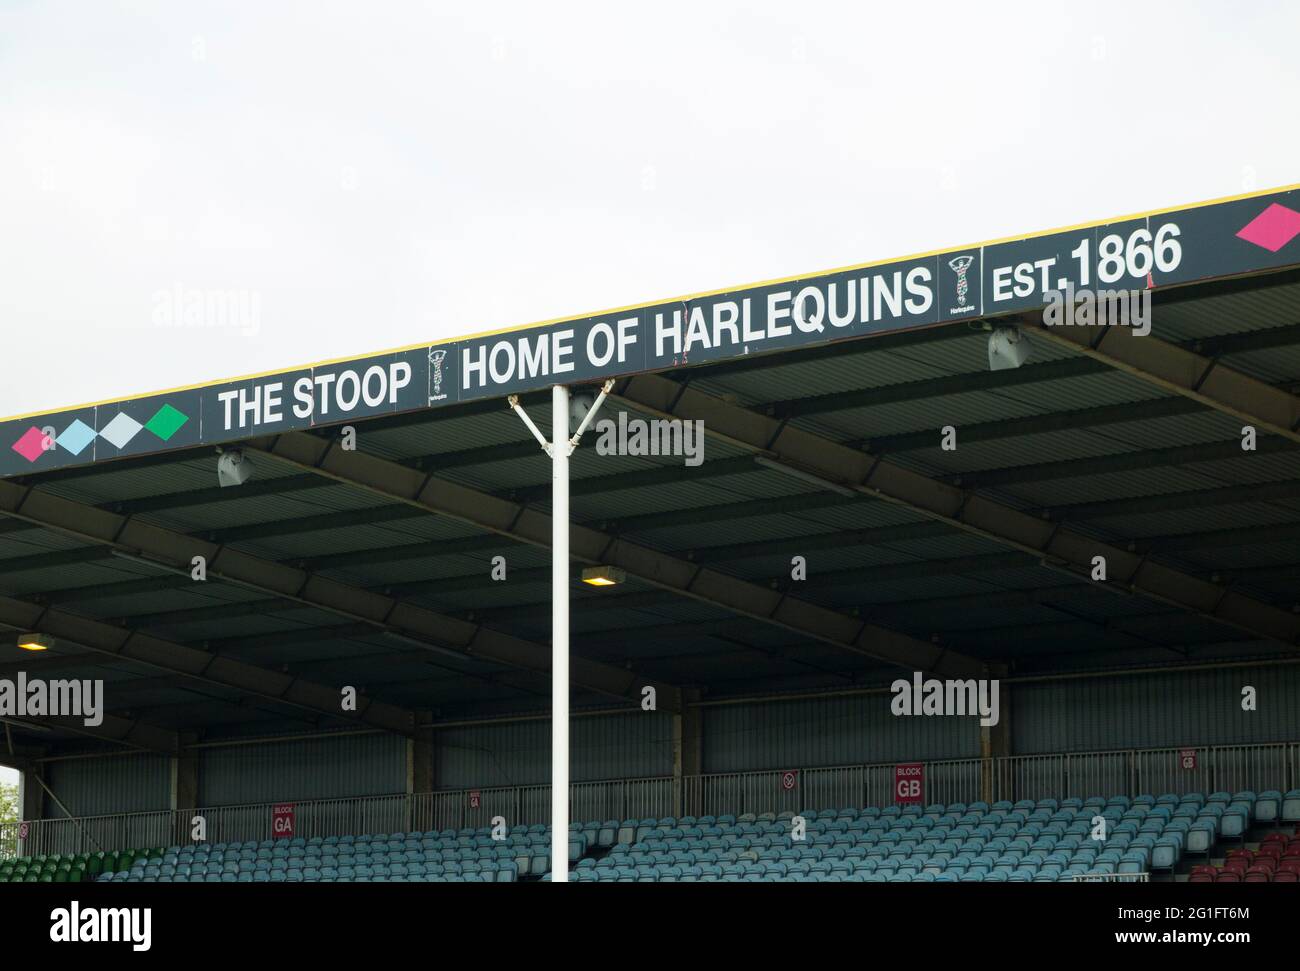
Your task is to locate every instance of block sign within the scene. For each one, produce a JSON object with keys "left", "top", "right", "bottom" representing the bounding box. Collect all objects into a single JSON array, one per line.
[
  {"left": 18, "top": 821, "right": 29, "bottom": 840},
  {"left": 1179, "top": 748, "right": 1197, "bottom": 770},
  {"left": 468, "top": 789, "right": 481, "bottom": 809},
  {"left": 780, "top": 771, "right": 798, "bottom": 792},
  {"left": 894, "top": 763, "right": 924, "bottom": 804},
  {"left": 272, "top": 803, "right": 295, "bottom": 838}
]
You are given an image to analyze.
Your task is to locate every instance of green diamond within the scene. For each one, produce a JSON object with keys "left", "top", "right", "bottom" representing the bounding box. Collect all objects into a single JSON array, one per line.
[{"left": 144, "top": 403, "right": 189, "bottom": 441}]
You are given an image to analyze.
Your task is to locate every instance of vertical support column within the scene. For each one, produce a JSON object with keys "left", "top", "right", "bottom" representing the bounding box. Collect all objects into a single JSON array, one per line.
[
  {"left": 411, "top": 716, "right": 435, "bottom": 793},
  {"left": 672, "top": 689, "right": 702, "bottom": 818},
  {"left": 19, "top": 764, "right": 43, "bottom": 855},
  {"left": 171, "top": 752, "right": 199, "bottom": 845},
  {"left": 551, "top": 383, "right": 570, "bottom": 883},
  {"left": 980, "top": 665, "right": 1010, "bottom": 804},
  {"left": 409, "top": 713, "right": 435, "bottom": 832}
]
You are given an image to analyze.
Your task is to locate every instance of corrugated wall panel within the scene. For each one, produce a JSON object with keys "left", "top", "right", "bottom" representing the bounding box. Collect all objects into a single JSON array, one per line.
[
  {"left": 1012, "top": 665, "right": 1300, "bottom": 753},
  {"left": 198, "top": 733, "right": 407, "bottom": 807},
  {"left": 44, "top": 755, "right": 171, "bottom": 818},
  {"left": 703, "top": 695, "right": 980, "bottom": 773},
  {"left": 435, "top": 713, "right": 674, "bottom": 788}
]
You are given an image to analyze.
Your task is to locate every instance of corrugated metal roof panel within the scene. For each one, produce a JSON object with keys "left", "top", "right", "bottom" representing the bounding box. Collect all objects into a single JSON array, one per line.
[{"left": 1156, "top": 282, "right": 1300, "bottom": 341}]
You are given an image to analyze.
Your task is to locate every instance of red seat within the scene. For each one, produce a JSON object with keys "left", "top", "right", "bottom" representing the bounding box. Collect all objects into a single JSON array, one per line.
[
  {"left": 1243, "top": 873, "right": 1269, "bottom": 882},
  {"left": 1274, "top": 871, "right": 1298, "bottom": 882},
  {"left": 1226, "top": 848, "right": 1253, "bottom": 861},
  {"left": 1216, "top": 872, "right": 1241, "bottom": 882},
  {"left": 1188, "top": 874, "right": 1214, "bottom": 883},
  {"left": 1190, "top": 865, "right": 1217, "bottom": 878},
  {"left": 1258, "top": 843, "right": 1283, "bottom": 859}
]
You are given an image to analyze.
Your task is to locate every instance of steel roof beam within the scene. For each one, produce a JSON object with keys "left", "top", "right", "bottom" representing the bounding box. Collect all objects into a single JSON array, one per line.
[
  {"left": 0, "top": 480, "right": 678, "bottom": 712},
  {"left": 112, "top": 521, "right": 1300, "bottom": 638},
  {"left": 1025, "top": 317, "right": 1300, "bottom": 445},
  {"left": 0, "top": 710, "right": 180, "bottom": 755},
  {"left": 0, "top": 591, "right": 417, "bottom": 738},
  {"left": 613, "top": 373, "right": 1300, "bottom": 649},
  {"left": 248, "top": 432, "right": 988, "bottom": 679}
]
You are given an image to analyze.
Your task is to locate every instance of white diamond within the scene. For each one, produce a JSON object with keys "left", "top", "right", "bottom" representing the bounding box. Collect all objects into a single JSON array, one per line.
[{"left": 98, "top": 412, "right": 143, "bottom": 449}]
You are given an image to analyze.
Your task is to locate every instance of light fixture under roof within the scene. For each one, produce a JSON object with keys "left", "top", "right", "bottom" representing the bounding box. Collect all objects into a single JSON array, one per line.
[
  {"left": 217, "top": 448, "right": 253, "bottom": 487},
  {"left": 581, "top": 566, "right": 626, "bottom": 587},
  {"left": 17, "top": 633, "right": 53, "bottom": 652}
]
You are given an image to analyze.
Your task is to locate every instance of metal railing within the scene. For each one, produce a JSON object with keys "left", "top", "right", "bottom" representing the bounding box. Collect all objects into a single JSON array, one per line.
[{"left": 6, "top": 741, "right": 1296, "bottom": 859}]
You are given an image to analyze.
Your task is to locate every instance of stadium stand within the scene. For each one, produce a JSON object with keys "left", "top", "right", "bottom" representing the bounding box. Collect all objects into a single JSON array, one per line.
[
  {"left": 0, "top": 852, "right": 92, "bottom": 883},
  {"left": 5, "top": 185, "right": 1300, "bottom": 896},
  {"left": 1187, "top": 829, "right": 1300, "bottom": 883},
  {"left": 3, "top": 787, "right": 1293, "bottom": 884}
]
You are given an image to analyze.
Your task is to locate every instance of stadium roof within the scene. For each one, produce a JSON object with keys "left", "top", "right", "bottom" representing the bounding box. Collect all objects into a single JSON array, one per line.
[{"left": 3, "top": 183, "right": 1300, "bottom": 758}]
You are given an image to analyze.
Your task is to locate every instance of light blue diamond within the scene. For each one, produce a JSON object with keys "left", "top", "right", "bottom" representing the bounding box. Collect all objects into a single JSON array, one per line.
[
  {"left": 57, "top": 419, "right": 96, "bottom": 456},
  {"left": 98, "top": 412, "right": 143, "bottom": 449}
]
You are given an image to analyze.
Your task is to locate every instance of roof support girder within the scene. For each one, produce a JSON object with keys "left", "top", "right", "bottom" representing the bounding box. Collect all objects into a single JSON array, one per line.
[
  {"left": 1027, "top": 318, "right": 1300, "bottom": 444},
  {"left": 248, "top": 432, "right": 987, "bottom": 679},
  {"left": 0, "top": 591, "right": 416, "bottom": 737},
  {"left": 612, "top": 373, "right": 1300, "bottom": 648},
  {"left": 0, "top": 479, "right": 678, "bottom": 712}
]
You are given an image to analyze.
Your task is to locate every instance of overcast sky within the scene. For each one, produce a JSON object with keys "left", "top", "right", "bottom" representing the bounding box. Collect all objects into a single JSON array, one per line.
[{"left": 0, "top": 0, "right": 1297, "bottom": 420}]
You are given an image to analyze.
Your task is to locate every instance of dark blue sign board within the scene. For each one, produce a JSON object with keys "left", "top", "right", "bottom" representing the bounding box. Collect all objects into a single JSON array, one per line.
[{"left": 4, "top": 185, "right": 1299, "bottom": 479}]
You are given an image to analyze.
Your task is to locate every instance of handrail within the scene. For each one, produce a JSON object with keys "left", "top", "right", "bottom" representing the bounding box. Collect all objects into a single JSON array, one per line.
[{"left": 6, "top": 741, "right": 1296, "bottom": 859}]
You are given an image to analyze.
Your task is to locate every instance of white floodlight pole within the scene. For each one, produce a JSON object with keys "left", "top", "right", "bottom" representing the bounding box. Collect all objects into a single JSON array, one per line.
[
  {"left": 511, "top": 382, "right": 615, "bottom": 883},
  {"left": 550, "top": 383, "right": 570, "bottom": 883}
]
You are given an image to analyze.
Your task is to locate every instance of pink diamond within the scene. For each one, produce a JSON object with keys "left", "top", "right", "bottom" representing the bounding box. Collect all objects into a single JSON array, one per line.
[
  {"left": 11, "top": 426, "right": 47, "bottom": 463},
  {"left": 1236, "top": 203, "right": 1300, "bottom": 253}
]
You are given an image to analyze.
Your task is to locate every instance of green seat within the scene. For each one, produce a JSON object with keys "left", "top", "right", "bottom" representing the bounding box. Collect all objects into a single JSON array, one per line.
[
  {"left": 86, "top": 854, "right": 103, "bottom": 877},
  {"left": 69, "top": 867, "right": 84, "bottom": 883}
]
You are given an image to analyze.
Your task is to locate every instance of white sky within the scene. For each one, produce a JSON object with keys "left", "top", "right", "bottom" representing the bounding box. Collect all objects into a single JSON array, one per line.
[{"left": 0, "top": 0, "right": 1297, "bottom": 420}]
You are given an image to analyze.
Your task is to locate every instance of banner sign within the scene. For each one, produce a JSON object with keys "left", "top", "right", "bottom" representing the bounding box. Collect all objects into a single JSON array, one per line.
[
  {"left": 894, "top": 763, "right": 924, "bottom": 804},
  {"left": 1179, "top": 748, "right": 1198, "bottom": 770},
  {"left": 272, "top": 803, "right": 295, "bottom": 838},
  {"left": 4, "top": 186, "right": 1298, "bottom": 479},
  {"left": 468, "top": 789, "right": 481, "bottom": 809},
  {"left": 780, "top": 770, "right": 798, "bottom": 791}
]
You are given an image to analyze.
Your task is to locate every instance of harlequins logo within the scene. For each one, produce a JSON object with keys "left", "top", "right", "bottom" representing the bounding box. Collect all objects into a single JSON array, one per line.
[
  {"left": 429, "top": 348, "right": 448, "bottom": 401},
  {"left": 948, "top": 254, "right": 974, "bottom": 306}
]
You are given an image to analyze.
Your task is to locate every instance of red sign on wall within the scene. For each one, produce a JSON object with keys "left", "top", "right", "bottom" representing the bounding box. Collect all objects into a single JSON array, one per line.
[
  {"left": 18, "top": 821, "right": 29, "bottom": 840},
  {"left": 894, "top": 763, "right": 924, "bottom": 804},
  {"left": 272, "top": 803, "right": 295, "bottom": 838},
  {"left": 468, "top": 790, "right": 481, "bottom": 809},
  {"left": 1179, "top": 748, "right": 1197, "bottom": 770},
  {"left": 780, "top": 771, "right": 798, "bottom": 791}
]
